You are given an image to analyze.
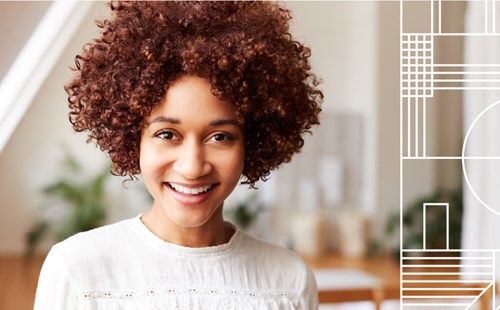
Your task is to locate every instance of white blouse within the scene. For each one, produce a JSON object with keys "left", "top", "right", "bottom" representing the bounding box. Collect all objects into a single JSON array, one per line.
[{"left": 34, "top": 216, "right": 318, "bottom": 309}]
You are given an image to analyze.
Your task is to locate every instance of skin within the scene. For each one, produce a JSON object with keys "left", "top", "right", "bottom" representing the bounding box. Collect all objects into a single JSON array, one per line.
[{"left": 139, "top": 75, "right": 245, "bottom": 248}]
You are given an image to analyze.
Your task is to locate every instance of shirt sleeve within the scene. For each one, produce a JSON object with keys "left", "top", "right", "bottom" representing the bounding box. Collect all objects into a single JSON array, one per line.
[
  {"left": 299, "top": 265, "right": 319, "bottom": 310},
  {"left": 34, "top": 244, "right": 79, "bottom": 310}
]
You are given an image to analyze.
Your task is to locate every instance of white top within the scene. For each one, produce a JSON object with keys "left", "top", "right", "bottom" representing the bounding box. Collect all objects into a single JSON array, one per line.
[{"left": 34, "top": 216, "right": 318, "bottom": 309}]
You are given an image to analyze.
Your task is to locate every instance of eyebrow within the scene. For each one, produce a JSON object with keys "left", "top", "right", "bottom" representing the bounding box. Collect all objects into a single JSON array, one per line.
[
  {"left": 147, "top": 116, "right": 241, "bottom": 128},
  {"left": 209, "top": 119, "right": 241, "bottom": 128},
  {"left": 148, "top": 116, "right": 180, "bottom": 125}
]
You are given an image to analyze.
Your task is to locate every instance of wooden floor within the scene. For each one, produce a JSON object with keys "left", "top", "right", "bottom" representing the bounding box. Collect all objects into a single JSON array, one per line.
[{"left": 0, "top": 255, "right": 45, "bottom": 310}]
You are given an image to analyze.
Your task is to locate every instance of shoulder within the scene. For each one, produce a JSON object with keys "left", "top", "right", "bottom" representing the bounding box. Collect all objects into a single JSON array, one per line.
[
  {"left": 56, "top": 216, "right": 137, "bottom": 251},
  {"left": 50, "top": 217, "right": 140, "bottom": 270},
  {"left": 42, "top": 217, "right": 145, "bottom": 291},
  {"left": 237, "top": 231, "right": 305, "bottom": 266},
  {"left": 234, "top": 231, "right": 316, "bottom": 293}
]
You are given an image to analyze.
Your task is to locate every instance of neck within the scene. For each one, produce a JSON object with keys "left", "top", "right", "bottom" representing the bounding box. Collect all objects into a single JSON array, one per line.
[{"left": 141, "top": 206, "right": 233, "bottom": 248}]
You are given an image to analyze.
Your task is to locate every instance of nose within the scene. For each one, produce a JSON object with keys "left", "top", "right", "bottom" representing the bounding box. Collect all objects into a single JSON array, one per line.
[{"left": 173, "top": 140, "right": 212, "bottom": 179}]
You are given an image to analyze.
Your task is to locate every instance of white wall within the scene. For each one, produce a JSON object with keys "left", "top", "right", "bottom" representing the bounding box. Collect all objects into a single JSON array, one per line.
[
  {"left": 376, "top": 2, "right": 401, "bottom": 239},
  {"left": 0, "top": 2, "right": 149, "bottom": 254},
  {"left": 286, "top": 1, "right": 379, "bottom": 215},
  {"left": 0, "top": 1, "right": 50, "bottom": 81}
]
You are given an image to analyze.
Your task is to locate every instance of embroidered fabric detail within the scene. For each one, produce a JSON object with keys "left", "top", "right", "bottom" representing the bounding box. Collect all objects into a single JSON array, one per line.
[{"left": 80, "top": 287, "right": 297, "bottom": 300}]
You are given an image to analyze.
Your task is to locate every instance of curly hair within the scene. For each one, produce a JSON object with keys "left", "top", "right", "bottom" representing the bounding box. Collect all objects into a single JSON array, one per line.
[{"left": 65, "top": 1, "right": 323, "bottom": 187}]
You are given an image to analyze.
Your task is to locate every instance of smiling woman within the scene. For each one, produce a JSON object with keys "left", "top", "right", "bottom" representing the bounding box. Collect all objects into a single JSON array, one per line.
[{"left": 34, "top": 1, "right": 323, "bottom": 309}]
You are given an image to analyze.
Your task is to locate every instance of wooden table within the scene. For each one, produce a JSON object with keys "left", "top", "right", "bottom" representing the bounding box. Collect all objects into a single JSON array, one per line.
[
  {"left": 304, "top": 254, "right": 401, "bottom": 308},
  {"left": 401, "top": 254, "right": 494, "bottom": 310}
]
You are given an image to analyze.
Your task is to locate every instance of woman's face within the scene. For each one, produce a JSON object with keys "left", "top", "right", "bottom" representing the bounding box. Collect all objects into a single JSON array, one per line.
[{"left": 139, "top": 75, "right": 245, "bottom": 229}]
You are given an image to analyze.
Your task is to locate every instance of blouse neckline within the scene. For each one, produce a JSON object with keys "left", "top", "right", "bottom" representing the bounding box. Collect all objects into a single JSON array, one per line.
[{"left": 132, "top": 214, "right": 242, "bottom": 257}]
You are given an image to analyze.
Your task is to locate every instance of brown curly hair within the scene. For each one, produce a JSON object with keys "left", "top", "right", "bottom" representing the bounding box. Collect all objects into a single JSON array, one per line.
[{"left": 66, "top": 1, "right": 323, "bottom": 187}]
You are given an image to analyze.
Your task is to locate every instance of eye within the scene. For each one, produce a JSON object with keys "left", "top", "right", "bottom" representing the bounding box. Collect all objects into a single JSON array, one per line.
[
  {"left": 155, "top": 130, "right": 177, "bottom": 140},
  {"left": 210, "top": 133, "right": 233, "bottom": 142}
]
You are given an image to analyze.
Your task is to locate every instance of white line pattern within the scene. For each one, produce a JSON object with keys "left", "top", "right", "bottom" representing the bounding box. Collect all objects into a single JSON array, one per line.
[{"left": 401, "top": 0, "right": 500, "bottom": 308}]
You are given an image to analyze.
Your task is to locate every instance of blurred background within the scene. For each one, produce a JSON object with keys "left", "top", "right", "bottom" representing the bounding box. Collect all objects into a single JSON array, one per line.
[{"left": 0, "top": 1, "right": 482, "bottom": 309}]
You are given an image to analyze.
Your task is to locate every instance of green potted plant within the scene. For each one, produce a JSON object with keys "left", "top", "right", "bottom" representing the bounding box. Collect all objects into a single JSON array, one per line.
[
  {"left": 26, "top": 151, "right": 110, "bottom": 255},
  {"left": 224, "top": 193, "right": 262, "bottom": 231}
]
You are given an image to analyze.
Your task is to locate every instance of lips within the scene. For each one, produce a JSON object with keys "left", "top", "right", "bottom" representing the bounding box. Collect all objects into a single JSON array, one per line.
[{"left": 164, "top": 182, "right": 216, "bottom": 205}]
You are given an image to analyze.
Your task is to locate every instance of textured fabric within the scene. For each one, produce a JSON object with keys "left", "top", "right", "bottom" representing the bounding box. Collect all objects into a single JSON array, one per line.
[{"left": 34, "top": 216, "right": 318, "bottom": 309}]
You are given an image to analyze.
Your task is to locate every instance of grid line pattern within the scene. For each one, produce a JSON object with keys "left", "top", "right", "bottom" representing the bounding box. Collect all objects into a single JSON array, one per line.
[{"left": 402, "top": 34, "right": 433, "bottom": 98}]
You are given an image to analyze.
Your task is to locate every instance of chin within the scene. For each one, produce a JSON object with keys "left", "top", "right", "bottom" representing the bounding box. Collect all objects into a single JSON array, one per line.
[{"left": 170, "top": 210, "right": 219, "bottom": 229}]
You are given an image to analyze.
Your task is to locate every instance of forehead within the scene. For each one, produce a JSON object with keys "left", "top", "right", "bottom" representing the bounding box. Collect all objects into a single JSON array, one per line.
[{"left": 147, "top": 75, "right": 237, "bottom": 121}]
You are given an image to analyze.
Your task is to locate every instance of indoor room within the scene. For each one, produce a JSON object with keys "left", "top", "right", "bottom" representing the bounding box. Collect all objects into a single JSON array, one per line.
[{"left": 1, "top": 1, "right": 498, "bottom": 309}]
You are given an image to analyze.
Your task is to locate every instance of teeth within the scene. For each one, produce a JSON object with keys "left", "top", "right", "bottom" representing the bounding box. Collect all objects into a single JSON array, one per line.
[{"left": 170, "top": 183, "right": 211, "bottom": 195}]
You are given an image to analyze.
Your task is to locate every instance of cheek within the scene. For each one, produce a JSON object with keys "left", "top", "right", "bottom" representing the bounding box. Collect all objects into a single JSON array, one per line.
[
  {"left": 139, "top": 141, "right": 159, "bottom": 177},
  {"left": 139, "top": 142, "right": 175, "bottom": 178},
  {"left": 210, "top": 149, "right": 244, "bottom": 181},
  {"left": 227, "top": 148, "right": 245, "bottom": 178}
]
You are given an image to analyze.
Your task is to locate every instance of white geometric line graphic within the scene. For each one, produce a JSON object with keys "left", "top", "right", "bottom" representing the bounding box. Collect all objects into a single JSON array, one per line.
[
  {"left": 401, "top": 0, "right": 500, "bottom": 308},
  {"left": 462, "top": 100, "right": 500, "bottom": 217},
  {"left": 423, "top": 203, "right": 449, "bottom": 250},
  {"left": 401, "top": 247, "right": 494, "bottom": 309},
  {"left": 400, "top": 202, "right": 495, "bottom": 308}
]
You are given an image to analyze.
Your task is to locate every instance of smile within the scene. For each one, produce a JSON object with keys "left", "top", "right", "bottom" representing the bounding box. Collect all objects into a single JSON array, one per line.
[{"left": 168, "top": 183, "right": 213, "bottom": 195}]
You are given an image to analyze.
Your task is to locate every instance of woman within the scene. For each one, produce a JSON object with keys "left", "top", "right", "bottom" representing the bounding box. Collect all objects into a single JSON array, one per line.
[{"left": 35, "top": 1, "right": 323, "bottom": 309}]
